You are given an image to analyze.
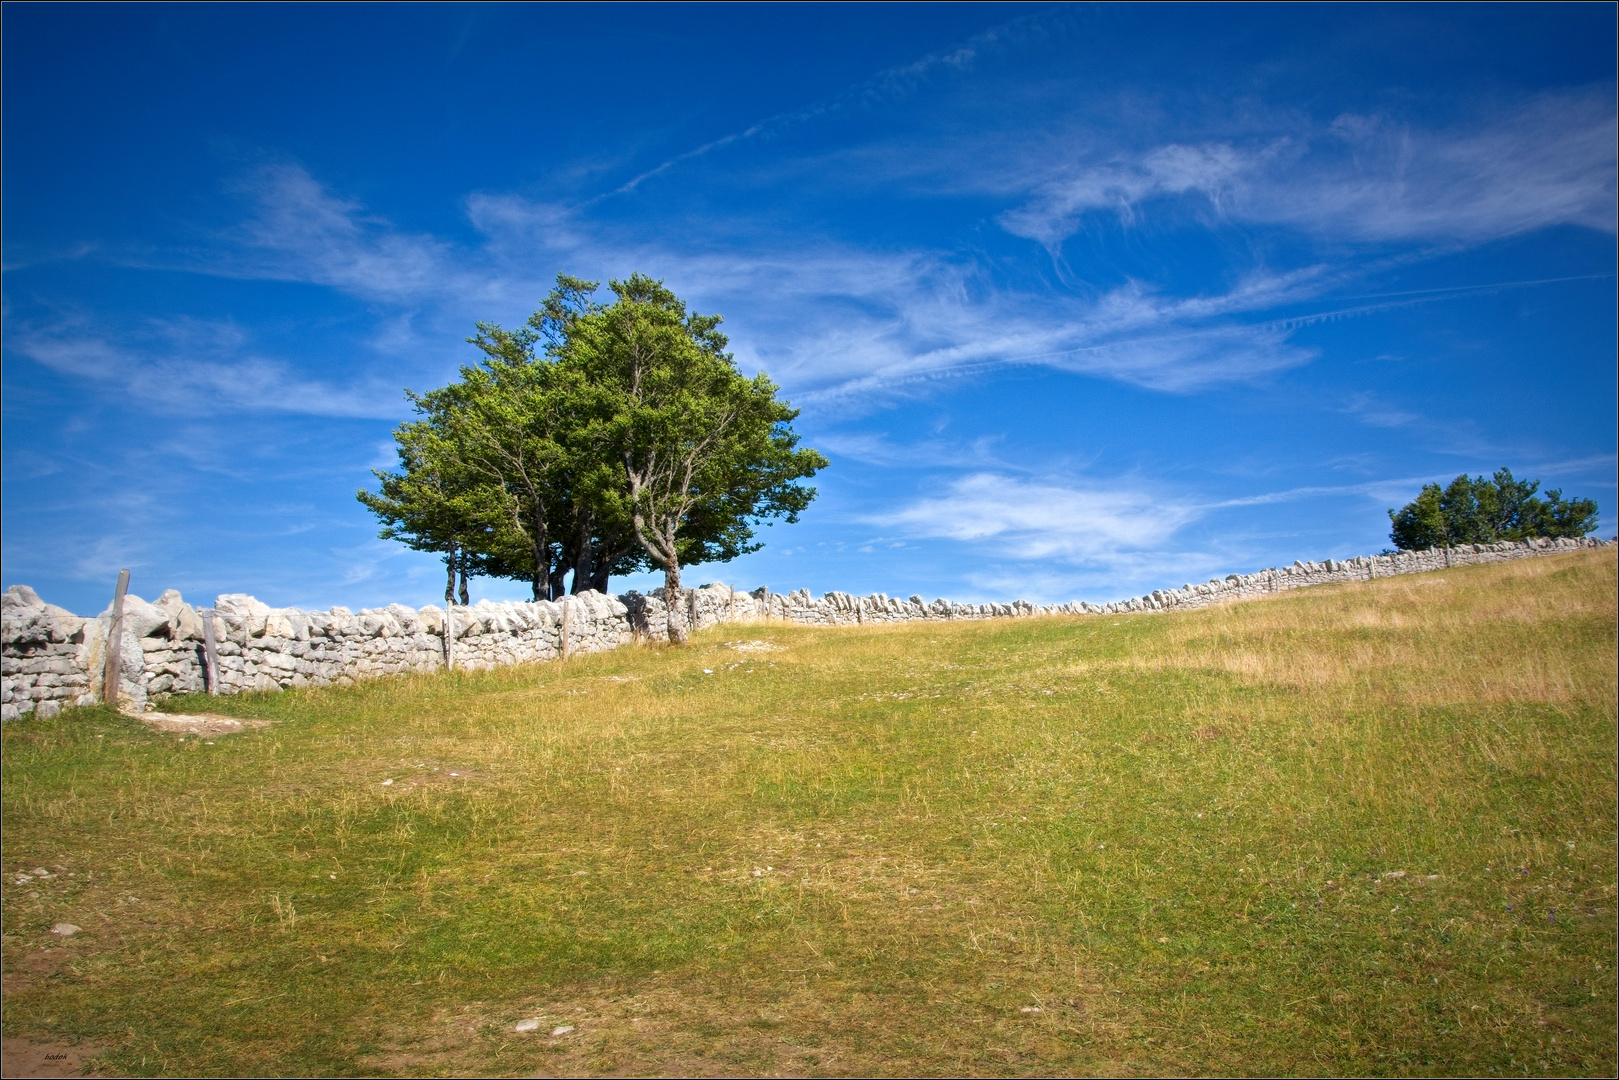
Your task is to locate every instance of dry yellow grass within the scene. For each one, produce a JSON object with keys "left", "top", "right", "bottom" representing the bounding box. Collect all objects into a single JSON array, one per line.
[{"left": 1130, "top": 554, "right": 1616, "bottom": 710}]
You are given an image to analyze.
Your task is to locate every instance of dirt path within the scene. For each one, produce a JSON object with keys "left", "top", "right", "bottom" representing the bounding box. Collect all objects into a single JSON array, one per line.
[{"left": 0, "top": 1039, "right": 102, "bottom": 1079}]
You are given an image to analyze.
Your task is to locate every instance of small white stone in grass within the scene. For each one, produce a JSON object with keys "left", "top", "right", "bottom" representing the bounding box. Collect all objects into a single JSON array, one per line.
[
  {"left": 50, "top": 923, "right": 80, "bottom": 937},
  {"left": 1020, "top": 1006, "right": 1041, "bottom": 1013},
  {"left": 551, "top": 1025, "right": 575, "bottom": 1036},
  {"left": 514, "top": 1018, "right": 541, "bottom": 1032},
  {"left": 703, "top": 669, "right": 713, "bottom": 675},
  {"left": 381, "top": 778, "right": 394, "bottom": 786}
]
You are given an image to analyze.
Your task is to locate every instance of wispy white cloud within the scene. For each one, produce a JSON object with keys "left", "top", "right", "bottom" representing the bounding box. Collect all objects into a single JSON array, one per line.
[
  {"left": 999, "top": 141, "right": 1266, "bottom": 248},
  {"left": 755, "top": 266, "right": 1329, "bottom": 403},
  {"left": 813, "top": 430, "right": 1015, "bottom": 470},
  {"left": 1001, "top": 93, "right": 1617, "bottom": 249},
  {"left": 227, "top": 164, "right": 492, "bottom": 306},
  {"left": 10, "top": 316, "right": 405, "bottom": 419},
  {"left": 592, "top": 8, "right": 1058, "bottom": 201},
  {"left": 872, "top": 472, "right": 1199, "bottom": 564},
  {"left": 221, "top": 169, "right": 1324, "bottom": 401}
]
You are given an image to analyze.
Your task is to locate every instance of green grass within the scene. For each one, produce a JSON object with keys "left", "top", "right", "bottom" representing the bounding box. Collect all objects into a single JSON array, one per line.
[{"left": 3, "top": 550, "right": 1615, "bottom": 1076}]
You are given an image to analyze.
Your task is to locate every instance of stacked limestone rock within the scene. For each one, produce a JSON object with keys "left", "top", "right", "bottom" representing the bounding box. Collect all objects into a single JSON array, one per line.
[
  {"left": 1090, "top": 535, "right": 1611, "bottom": 615},
  {"left": 2, "top": 535, "right": 1610, "bottom": 720},
  {"left": 1, "top": 587, "right": 637, "bottom": 720},
  {"left": 0, "top": 585, "right": 197, "bottom": 717},
  {"left": 621, "top": 583, "right": 759, "bottom": 636},
  {"left": 0, "top": 586, "right": 96, "bottom": 719}
]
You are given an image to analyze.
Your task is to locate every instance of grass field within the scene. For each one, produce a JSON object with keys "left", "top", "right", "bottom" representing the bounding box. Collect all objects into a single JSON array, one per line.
[{"left": 3, "top": 550, "right": 1615, "bottom": 1077}]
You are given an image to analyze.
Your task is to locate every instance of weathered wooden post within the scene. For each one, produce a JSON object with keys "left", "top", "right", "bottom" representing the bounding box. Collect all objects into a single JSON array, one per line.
[
  {"left": 201, "top": 607, "right": 221, "bottom": 695},
  {"left": 445, "top": 604, "right": 456, "bottom": 671},
  {"left": 728, "top": 586, "right": 736, "bottom": 623},
  {"left": 687, "top": 588, "right": 698, "bottom": 632},
  {"left": 561, "top": 597, "right": 572, "bottom": 661},
  {"left": 102, "top": 569, "right": 130, "bottom": 707}
]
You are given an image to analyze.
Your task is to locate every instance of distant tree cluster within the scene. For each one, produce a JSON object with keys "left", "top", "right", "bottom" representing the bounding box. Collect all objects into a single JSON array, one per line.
[
  {"left": 359, "top": 274, "right": 828, "bottom": 643},
  {"left": 1388, "top": 468, "right": 1599, "bottom": 551}
]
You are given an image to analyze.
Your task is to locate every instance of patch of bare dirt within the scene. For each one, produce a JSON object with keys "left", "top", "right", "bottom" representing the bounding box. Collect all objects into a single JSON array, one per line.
[
  {"left": 379, "top": 764, "right": 489, "bottom": 792},
  {"left": 361, "top": 982, "right": 839, "bottom": 1078},
  {"left": 17, "top": 946, "right": 79, "bottom": 978},
  {"left": 724, "top": 640, "right": 785, "bottom": 654},
  {"left": 134, "top": 712, "right": 269, "bottom": 737},
  {"left": 0, "top": 1038, "right": 105, "bottom": 1079}
]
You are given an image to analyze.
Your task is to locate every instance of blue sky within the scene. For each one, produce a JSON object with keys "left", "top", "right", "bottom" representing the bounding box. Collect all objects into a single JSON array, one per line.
[{"left": 4, "top": 3, "right": 1615, "bottom": 615}]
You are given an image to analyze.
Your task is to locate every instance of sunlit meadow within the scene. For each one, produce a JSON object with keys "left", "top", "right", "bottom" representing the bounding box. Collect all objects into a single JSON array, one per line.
[{"left": 3, "top": 550, "right": 1614, "bottom": 1076}]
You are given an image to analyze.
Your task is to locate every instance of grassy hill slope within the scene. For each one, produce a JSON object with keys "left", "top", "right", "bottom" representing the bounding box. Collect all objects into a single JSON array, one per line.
[{"left": 3, "top": 549, "right": 1615, "bottom": 1076}]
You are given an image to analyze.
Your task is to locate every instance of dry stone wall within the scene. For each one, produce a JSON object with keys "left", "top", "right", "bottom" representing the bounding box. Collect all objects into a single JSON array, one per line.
[{"left": 3, "top": 535, "right": 1610, "bottom": 720}]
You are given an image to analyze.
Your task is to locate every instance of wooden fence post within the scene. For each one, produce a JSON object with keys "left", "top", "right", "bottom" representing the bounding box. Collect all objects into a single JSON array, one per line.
[
  {"left": 561, "top": 597, "right": 572, "bottom": 661},
  {"left": 202, "top": 607, "right": 221, "bottom": 695},
  {"left": 445, "top": 605, "right": 456, "bottom": 671},
  {"left": 102, "top": 569, "right": 130, "bottom": 707}
]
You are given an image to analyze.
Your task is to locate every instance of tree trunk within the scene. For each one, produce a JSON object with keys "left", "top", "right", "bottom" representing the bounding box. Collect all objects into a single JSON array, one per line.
[
  {"left": 445, "top": 547, "right": 457, "bottom": 606},
  {"left": 571, "top": 535, "right": 594, "bottom": 595},
  {"left": 588, "top": 536, "right": 633, "bottom": 594},
  {"left": 458, "top": 555, "right": 470, "bottom": 606},
  {"left": 663, "top": 561, "right": 688, "bottom": 644}
]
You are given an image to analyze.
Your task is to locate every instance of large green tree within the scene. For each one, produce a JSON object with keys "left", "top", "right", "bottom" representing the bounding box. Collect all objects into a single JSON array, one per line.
[
  {"left": 356, "top": 414, "right": 517, "bottom": 606},
  {"left": 1388, "top": 468, "right": 1600, "bottom": 551},
  {"left": 360, "top": 273, "right": 826, "bottom": 629},
  {"left": 565, "top": 273, "right": 827, "bottom": 643}
]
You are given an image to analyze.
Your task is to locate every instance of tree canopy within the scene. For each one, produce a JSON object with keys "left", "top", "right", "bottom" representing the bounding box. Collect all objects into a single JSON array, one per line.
[
  {"left": 360, "top": 274, "right": 827, "bottom": 642},
  {"left": 1387, "top": 468, "right": 1599, "bottom": 551}
]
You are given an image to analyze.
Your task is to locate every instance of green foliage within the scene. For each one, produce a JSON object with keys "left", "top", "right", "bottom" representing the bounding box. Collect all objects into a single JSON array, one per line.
[
  {"left": 354, "top": 416, "right": 518, "bottom": 603},
  {"left": 359, "top": 274, "right": 825, "bottom": 605},
  {"left": 560, "top": 274, "right": 827, "bottom": 639},
  {"left": 1389, "top": 467, "right": 1600, "bottom": 550}
]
